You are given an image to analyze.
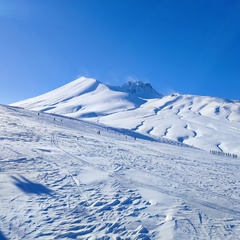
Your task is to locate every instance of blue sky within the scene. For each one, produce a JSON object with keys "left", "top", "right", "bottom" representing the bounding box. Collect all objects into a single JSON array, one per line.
[{"left": 1, "top": 0, "right": 240, "bottom": 104}]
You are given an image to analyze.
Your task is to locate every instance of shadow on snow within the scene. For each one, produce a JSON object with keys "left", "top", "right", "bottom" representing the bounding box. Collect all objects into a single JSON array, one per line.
[
  {"left": 11, "top": 175, "right": 53, "bottom": 196},
  {"left": 0, "top": 230, "right": 8, "bottom": 240}
]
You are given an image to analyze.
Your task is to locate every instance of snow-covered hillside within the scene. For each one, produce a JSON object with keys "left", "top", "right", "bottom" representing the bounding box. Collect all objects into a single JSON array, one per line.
[
  {"left": 1, "top": 104, "right": 240, "bottom": 239},
  {"left": 12, "top": 77, "right": 240, "bottom": 154}
]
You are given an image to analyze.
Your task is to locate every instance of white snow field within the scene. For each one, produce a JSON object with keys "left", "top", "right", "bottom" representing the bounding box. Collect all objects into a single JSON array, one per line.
[
  {"left": 12, "top": 77, "right": 240, "bottom": 155},
  {"left": 1, "top": 104, "right": 240, "bottom": 239}
]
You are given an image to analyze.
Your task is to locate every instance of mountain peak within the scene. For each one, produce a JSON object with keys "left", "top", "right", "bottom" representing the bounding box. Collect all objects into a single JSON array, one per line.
[
  {"left": 11, "top": 76, "right": 240, "bottom": 154},
  {"left": 120, "top": 81, "right": 162, "bottom": 99}
]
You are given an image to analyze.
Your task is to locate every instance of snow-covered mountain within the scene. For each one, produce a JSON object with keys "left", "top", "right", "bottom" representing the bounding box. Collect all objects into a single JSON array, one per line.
[
  {"left": 1, "top": 104, "right": 240, "bottom": 239},
  {"left": 12, "top": 77, "right": 240, "bottom": 154}
]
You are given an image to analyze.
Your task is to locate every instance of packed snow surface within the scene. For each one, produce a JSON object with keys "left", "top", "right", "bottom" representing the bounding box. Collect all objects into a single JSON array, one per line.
[
  {"left": 1, "top": 104, "right": 240, "bottom": 239},
  {"left": 12, "top": 77, "right": 240, "bottom": 154}
]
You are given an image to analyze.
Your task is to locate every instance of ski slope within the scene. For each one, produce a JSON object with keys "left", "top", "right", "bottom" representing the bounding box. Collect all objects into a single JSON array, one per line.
[
  {"left": 12, "top": 77, "right": 240, "bottom": 155},
  {"left": 1, "top": 104, "right": 240, "bottom": 239}
]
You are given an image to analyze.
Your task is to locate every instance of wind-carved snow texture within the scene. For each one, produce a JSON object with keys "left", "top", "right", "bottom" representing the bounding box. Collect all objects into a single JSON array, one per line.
[
  {"left": 12, "top": 77, "right": 240, "bottom": 154},
  {"left": 1, "top": 104, "right": 240, "bottom": 239}
]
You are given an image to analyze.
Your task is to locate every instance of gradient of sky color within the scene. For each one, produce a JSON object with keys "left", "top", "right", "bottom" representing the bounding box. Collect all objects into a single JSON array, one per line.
[{"left": 0, "top": 0, "right": 240, "bottom": 104}]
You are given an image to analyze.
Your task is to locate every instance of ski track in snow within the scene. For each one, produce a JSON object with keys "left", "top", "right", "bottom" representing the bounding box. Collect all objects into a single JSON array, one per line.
[{"left": 0, "top": 104, "right": 240, "bottom": 239}]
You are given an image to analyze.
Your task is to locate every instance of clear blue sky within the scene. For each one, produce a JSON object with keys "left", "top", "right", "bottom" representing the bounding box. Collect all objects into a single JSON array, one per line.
[{"left": 1, "top": 0, "right": 240, "bottom": 104}]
